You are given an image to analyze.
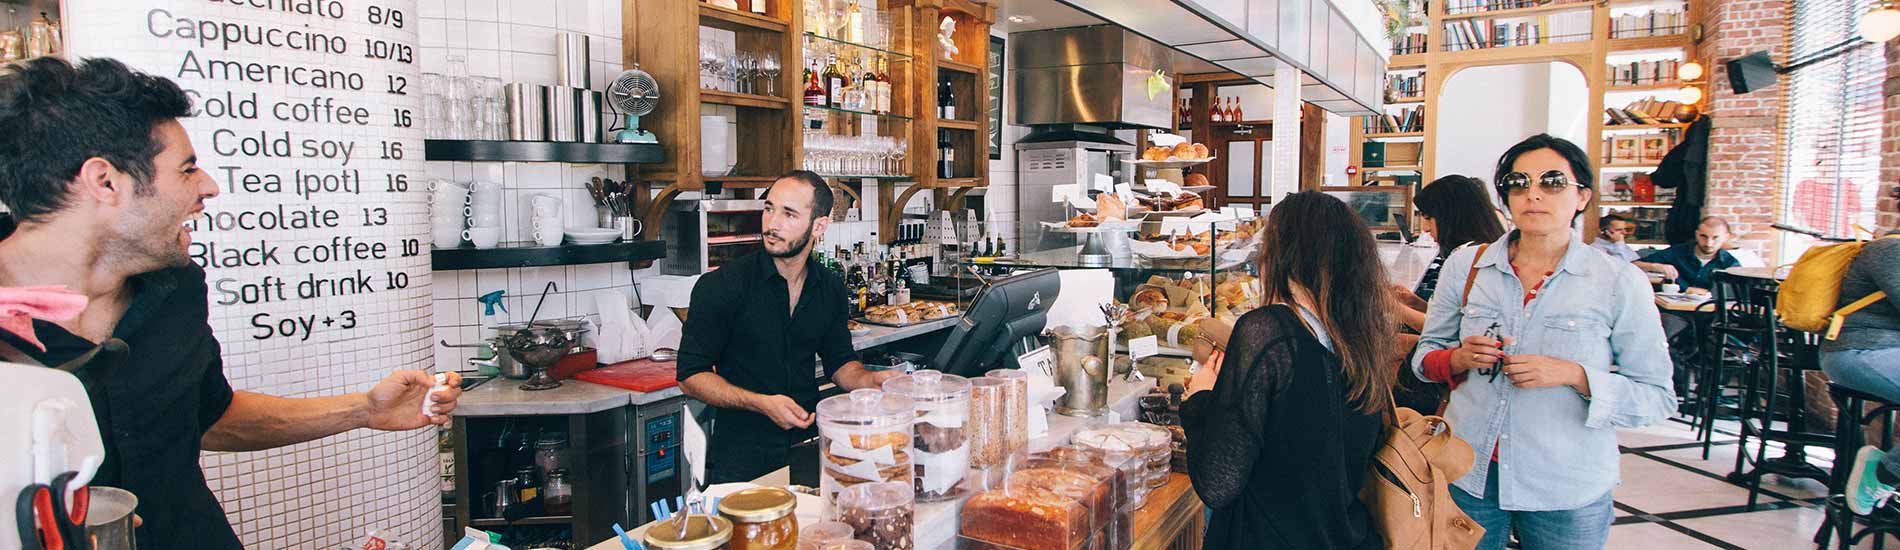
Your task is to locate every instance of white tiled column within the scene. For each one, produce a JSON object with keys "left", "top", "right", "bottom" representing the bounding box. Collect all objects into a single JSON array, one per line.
[{"left": 1271, "top": 60, "right": 1303, "bottom": 201}]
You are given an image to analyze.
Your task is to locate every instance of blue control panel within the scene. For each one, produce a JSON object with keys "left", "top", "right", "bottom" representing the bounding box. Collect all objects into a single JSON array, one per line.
[{"left": 644, "top": 413, "right": 678, "bottom": 481}]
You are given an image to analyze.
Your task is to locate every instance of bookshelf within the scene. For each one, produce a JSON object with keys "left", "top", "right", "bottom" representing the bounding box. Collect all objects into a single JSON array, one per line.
[{"left": 1354, "top": 0, "right": 1701, "bottom": 239}]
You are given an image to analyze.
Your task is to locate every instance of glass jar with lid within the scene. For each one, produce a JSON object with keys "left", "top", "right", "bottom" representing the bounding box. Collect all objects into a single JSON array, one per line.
[
  {"left": 716, "top": 487, "right": 798, "bottom": 550},
  {"left": 542, "top": 469, "right": 572, "bottom": 515},
  {"left": 643, "top": 514, "right": 733, "bottom": 550},
  {"left": 816, "top": 389, "right": 916, "bottom": 503},
  {"left": 881, "top": 370, "right": 972, "bottom": 501},
  {"left": 795, "top": 521, "right": 854, "bottom": 550},
  {"left": 834, "top": 481, "right": 915, "bottom": 550},
  {"left": 533, "top": 434, "right": 569, "bottom": 477}
]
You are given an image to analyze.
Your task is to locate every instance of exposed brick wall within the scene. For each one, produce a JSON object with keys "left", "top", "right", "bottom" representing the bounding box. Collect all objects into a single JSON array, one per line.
[
  {"left": 1697, "top": 0, "right": 1789, "bottom": 258},
  {"left": 1885, "top": 40, "right": 1900, "bottom": 232}
]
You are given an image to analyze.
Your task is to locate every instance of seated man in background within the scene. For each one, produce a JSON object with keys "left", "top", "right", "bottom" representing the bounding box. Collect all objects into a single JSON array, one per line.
[
  {"left": 1592, "top": 213, "right": 1643, "bottom": 262},
  {"left": 1637, "top": 216, "right": 1740, "bottom": 293}
]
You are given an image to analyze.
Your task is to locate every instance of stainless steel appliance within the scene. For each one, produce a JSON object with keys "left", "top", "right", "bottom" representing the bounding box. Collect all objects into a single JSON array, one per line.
[
  {"left": 1011, "top": 25, "right": 1174, "bottom": 132},
  {"left": 662, "top": 195, "right": 765, "bottom": 276},
  {"left": 1014, "top": 132, "right": 1134, "bottom": 254}
]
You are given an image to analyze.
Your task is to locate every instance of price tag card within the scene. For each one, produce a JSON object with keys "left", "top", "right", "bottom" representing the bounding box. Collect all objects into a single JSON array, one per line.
[
  {"left": 1095, "top": 173, "right": 1117, "bottom": 192},
  {"left": 1128, "top": 335, "right": 1160, "bottom": 360},
  {"left": 1145, "top": 179, "right": 1183, "bottom": 195},
  {"left": 1018, "top": 345, "right": 1057, "bottom": 376},
  {"left": 1051, "top": 184, "right": 1079, "bottom": 203}
]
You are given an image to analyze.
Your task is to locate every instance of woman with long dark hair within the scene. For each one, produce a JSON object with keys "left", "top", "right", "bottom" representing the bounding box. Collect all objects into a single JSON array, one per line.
[
  {"left": 1393, "top": 175, "right": 1510, "bottom": 332},
  {"left": 1412, "top": 134, "right": 1675, "bottom": 550},
  {"left": 1181, "top": 191, "right": 1396, "bottom": 550}
]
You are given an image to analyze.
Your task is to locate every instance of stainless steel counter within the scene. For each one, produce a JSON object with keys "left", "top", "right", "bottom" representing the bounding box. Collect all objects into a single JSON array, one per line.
[{"left": 852, "top": 317, "right": 959, "bottom": 351}]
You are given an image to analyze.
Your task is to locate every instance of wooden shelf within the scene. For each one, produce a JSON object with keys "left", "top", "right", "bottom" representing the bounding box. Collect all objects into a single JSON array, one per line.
[
  {"left": 1438, "top": 40, "right": 1593, "bottom": 65},
  {"left": 803, "top": 32, "right": 913, "bottom": 59},
  {"left": 1367, "top": 164, "right": 1423, "bottom": 171},
  {"left": 938, "top": 119, "right": 980, "bottom": 131},
  {"left": 1388, "top": 96, "right": 1425, "bottom": 105},
  {"left": 1213, "top": 120, "right": 1272, "bottom": 127},
  {"left": 1389, "top": 53, "right": 1428, "bottom": 68},
  {"left": 938, "top": 58, "right": 982, "bottom": 75},
  {"left": 707, "top": 234, "right": 764, "bottom": 245},
  {"left": 1442, "top": 2, "right": 1594, "bottom": 21},
  {"left": 701, "top": 89, "right": 791, "bottom": 109},
  {"left": 1605, "top": 81, "right": 1689, "bottom": 93},
  {"left": 1365, "top": 131, "right": 1426, "bottom": 138},
  {"left": 806, "top": 104, "right": 913, "bottom": 120},
  {"left": 431, "top": 240, "right": 666, "bottom": 270},
  {"left": 703, "top": 175, "right": 778, "bottom": 189},
  {"left": 1608, "top": 34, "right": 1688, "bottom": 52},
  {"left": 934, "top": 177, "right": 984, "bottom": 188},
  {"left": 699, "top": 3, "right": 788, "bottom": 33},
  {"left": 423, "top": 140, "right": 665, "bottom": 163},
  {"left": 1603, "top": 122, "right": 1689, "bottom": 130}
]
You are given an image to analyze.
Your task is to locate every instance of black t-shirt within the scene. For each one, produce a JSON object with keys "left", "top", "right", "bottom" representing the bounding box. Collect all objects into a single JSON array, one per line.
[
  {"left": 0, "top": 218, "right": 241, "bottom": 550},
  {"left": 676, "top": 251, "right": 860, "bottom": 481}
]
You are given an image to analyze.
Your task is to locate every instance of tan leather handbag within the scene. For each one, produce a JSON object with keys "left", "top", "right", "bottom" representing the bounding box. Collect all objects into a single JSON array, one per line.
[{"left": 1362, "top": 397, "right": 1485, "bottom": 550}]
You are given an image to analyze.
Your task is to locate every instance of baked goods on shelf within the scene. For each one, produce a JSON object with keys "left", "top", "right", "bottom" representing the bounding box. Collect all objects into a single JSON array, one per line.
[
  {"left": 1094, "top": 193, "right": 1127, "bottom": 221},
  {"left": 847, "top": 320, "right": 864, "bottom": 331},
  {"left": 1184, "top": 172, "right": 1211, "bottom": 188},
  {"left": 861, "top": 301, "right": 959, "bottom": 326},
  {"left": 960, "top": 472, "right": 1094, "bottom": 550},
  {"left": 1139, "top": 142, "right": 1211, "bottom": 162},
  {"left": 1136, "top": 191, "right": 1203, "bottom": 212},
  {"left": 1066, "top": 213, "right": 1100, "bottom": 228}
]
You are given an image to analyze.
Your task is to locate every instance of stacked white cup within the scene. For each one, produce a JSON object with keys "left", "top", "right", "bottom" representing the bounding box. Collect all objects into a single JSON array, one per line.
[
  {"left": 431, "top": 180, "right": 470, "bottom": 248},
  {"left": 466, "top": 181, "right": 504, "bottom": 249},
  {"left": 529, "top": 193, "right": 564, "bottom": 247}
]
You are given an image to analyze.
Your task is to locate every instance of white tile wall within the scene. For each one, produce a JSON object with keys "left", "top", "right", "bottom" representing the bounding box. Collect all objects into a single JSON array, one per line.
[{"left": 424, "top": 0, "right": 642, "bottom": 373}]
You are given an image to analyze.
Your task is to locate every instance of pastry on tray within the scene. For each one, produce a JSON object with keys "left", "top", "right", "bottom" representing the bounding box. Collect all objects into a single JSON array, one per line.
[{"left": 1067, "top": 213, "right": 1101, "bottom": 228}]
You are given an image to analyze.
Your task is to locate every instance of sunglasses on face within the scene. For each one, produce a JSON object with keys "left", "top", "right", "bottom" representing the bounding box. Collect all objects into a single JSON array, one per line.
[{"left": 1500, "top": 170, "right": 1585, "bottom": 195}]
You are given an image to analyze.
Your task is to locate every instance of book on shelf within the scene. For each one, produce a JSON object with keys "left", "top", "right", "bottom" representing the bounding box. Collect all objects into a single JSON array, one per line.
[
  {"left": 1365, "top": 106, "right": 1425, "bottom": 134},
  {"left": 1610, "top": 9, "right": 1686, "bottom": 39},
  {"left": 1393, "top": 32, "right": 1429, "bottom": 55},
  {"left": 1383, "top": 73, "right": 1424, "bottom": 101},
  {"left": 1444, "top": 0, "right": 1589, "bottom": 15},
  {"left": 1606, "top": 59, "right": 1681, "bottom": 86},
  {"left": 1605, "top": 97, "right": 1691, "bottom": 126},
  {"left": 1639, "top": 135, "right": 1669, "bottom": 163},
  {"left": 1440, "top": 11, "right": 1590, "bottom": 52}
]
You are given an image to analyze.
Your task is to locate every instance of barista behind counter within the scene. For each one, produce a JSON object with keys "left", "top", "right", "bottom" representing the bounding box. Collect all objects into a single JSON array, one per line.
[{"left": 676, "top": 171, "right": 900, "bottom": 483}]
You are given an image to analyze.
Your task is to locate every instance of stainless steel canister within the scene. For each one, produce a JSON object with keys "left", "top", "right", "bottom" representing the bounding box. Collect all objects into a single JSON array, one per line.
[
  {"left": 506, "top": 83, "right": 549, "bottom": 141},
  {"left": 494, "top": 323, "right": 533, "bottom": 378},
  {"left": 1045, "top": 325, "right": 1110, "bottom": 417},
  {"left": 575, "top": 89, "right": 604, "bottom": 143},
  {"left": 554, "top": 32, "right": 590, "bottom": 88},
  {"left": 85, "top": 486, "right": 138, "bottom": 550},
  {"left": 548, "top": 87, "right": 579, "bottom": 142}
]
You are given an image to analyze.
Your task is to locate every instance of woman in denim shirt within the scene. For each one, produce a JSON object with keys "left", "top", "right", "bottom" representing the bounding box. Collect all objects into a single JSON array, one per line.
[{"left": 1411, "top": 134, "right": 1677, "bottom": 550}]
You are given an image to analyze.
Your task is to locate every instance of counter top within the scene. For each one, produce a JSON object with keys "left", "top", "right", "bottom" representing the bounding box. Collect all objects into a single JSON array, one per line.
[
  {"left": 587, "top": 376, "right": 1158, "bottom": 550},
  {"left": 458, "top": 321, "right": 952, "bottom": 417},
  {"left": 853, "top": 317, "right": 958, "bottom": 351}
]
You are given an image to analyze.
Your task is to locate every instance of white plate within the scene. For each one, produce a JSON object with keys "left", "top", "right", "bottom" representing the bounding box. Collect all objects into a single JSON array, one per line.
[{"left": 565, "top": 227, "right": 621, "bottom": 239}]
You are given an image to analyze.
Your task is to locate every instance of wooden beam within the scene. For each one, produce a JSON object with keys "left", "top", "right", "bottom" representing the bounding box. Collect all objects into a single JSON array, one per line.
[
  {"left": 1299, "top": 102, "right": 1325, "bottom": 191},
  {"left": 880, "top": 184, "right": 930, "bottom": 244},
  {"left": 1180, "top": 71, "right": 1249, "bottom": 85}
]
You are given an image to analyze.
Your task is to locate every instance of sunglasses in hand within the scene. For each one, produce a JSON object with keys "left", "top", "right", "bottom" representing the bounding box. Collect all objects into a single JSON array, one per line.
[{"left": 1474, "top": 322, "right": 1510, "bottom": 383}]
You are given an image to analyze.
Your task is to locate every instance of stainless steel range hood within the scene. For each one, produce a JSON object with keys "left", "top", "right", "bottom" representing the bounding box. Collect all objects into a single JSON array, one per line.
[{"left": 1012, "top": 25, "right": 1175, "bottom": 133}]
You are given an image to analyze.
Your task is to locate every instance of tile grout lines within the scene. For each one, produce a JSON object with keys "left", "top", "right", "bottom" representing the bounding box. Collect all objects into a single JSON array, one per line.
[{"left": 1607, "top": 425, "right": 1834, "bottom": 548}]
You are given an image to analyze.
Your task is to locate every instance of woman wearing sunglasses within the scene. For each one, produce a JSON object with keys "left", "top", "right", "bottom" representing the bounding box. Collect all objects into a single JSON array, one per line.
[{"left": 1411, "top": 134, "right": 1677, "bottom": 550}]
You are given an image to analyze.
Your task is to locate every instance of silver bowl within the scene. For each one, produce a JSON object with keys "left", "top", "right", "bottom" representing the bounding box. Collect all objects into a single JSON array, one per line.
[{"left": 507, "top": 326, "right": 575, "bottom": 391}]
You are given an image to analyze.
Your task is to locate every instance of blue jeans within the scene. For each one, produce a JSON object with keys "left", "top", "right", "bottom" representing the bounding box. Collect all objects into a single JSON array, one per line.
[
  {"left": 1822, "top": 348, "right": 1900, "bottom": 477},
  {"left": 1449, "top": 462, "right": 1615, "bottom": 550}
]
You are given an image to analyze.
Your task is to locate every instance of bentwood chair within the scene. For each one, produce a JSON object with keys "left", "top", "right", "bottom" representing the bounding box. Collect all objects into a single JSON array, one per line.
[
  {"left": 1727, "top": 275, "right": 1834, "bottom": 511},
  {"left": 1819, "top": 383, "right": 1900, "bottom": 549}
]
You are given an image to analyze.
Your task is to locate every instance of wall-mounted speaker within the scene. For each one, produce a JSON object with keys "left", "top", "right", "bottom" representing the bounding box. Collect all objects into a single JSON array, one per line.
[{"left": 1726, "top": 51, "right": 1780, "bottom": 94}]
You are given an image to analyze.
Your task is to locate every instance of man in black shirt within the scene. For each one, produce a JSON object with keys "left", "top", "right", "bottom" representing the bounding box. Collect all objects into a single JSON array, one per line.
[
  {"left": 1636, "top": 216, "right": 1741, "bottom": 292},
  {"left": 0, "top": 58, "right": 463, "bottom": 550},
  {"left": 676, "top": 171, "right": 895, "bottom": 483}
]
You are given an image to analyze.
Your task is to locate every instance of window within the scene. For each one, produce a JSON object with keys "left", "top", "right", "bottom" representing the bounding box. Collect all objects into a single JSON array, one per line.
[{"left": 1780, "top": 0, "right": 1886, "bottom": 262}]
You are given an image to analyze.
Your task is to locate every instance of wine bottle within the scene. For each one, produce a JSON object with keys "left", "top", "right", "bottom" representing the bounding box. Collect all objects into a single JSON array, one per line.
[
  {"left": 823, "top": 53, "right": 846, "bottom": 108},
  {"left": 940, "top": 80, "right": 957, "bottom": 120},
  {"left": 938, "top": 129, "right": 955, "bottom": 179},
  {"left": 875, "top": 59, "right": 892, "bottom": 115},
  {"left": 1234, "top": 98, "right": 1245, "bottom": 122},
  {"left": 862, "top": 58, "right": 880, "bottom": 113},
  {"left": 1210, "top": 96, "right": 1223, "bottom": 122}
]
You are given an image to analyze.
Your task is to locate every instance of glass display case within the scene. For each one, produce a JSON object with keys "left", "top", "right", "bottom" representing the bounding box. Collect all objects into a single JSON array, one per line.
[
  {"left": 1321, "top": 185, "right": 1415, "bottom": 237},
  {"left": 965, "top": 218, "right": 1263, "bottom": 354}
]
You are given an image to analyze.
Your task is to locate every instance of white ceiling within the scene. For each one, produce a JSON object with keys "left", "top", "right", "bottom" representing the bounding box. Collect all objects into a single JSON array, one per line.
[{"left": 991, "top": 0, "right": 1234, "bottom": 75}]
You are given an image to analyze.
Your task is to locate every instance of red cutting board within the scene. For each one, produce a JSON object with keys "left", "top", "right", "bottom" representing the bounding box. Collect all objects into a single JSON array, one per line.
[{"left": 574, "top": 358, "right": 680, "bottom": 392}]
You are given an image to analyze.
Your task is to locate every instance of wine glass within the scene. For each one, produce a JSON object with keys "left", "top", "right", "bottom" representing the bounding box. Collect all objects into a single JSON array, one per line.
[
  {"left": 699, "top": 41, "right": 719, "bottom": 90},
  {"left": 762, "top": 52, "right": 782, "bottom": 96}
]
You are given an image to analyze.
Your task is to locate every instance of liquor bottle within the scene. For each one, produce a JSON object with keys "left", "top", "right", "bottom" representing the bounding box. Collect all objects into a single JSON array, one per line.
[
  {"left": 803, "top": 62, "right": 826, "bottom": 106},
  {"left": 939, "top": 80, "right": 957, "bottom": 120},
  {"left": 875, "top": 58, "right": 893, "bottom": 115},
  {"left": 862, "top": 58, "right": 881, "bottom": 113},
  {"left": 938, "top": 130, "right": 955, "bottom": 179},
  {"left": 823, "top": 53, "right": 847, "bottom": 108},
  {"left": 1233, "top": 98, "right": 1244, "bottom": 123},
  {"left": 995, "top": 237, "right": 1006, "bottom": 257}
]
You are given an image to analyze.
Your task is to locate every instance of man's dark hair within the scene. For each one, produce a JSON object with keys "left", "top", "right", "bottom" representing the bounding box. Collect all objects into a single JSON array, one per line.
[
  {"left": 1414, "top": 175, "right": 1506, "bottom": 255},
  {"left": 769, "top": 170, "right": 835, "bottom": 220},
  {"left": 0, "top": 57, "right": 193, "bottom": 222},
  {"left": 1698, "top": 216, "right": 1731, "bottom": 234},
  {"left": 1492, "top": 133, "right": 1595, "bottom": 202},
  {"left": 1600, "top": 213, "right": 1631, "bottom": 227}
]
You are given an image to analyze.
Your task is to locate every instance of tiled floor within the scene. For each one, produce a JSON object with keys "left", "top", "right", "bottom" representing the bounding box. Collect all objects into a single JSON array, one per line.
[{"left": 1606, "top": 417, "right": 1869, "bottom": 549}]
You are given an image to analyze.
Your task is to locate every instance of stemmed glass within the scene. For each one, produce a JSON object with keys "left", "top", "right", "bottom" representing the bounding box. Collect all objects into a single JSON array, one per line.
[
  {"left": 761, "top": 52, "right": 782, "bottom": 96},
  {"left": 699, "top": 41, "right": 720, "bottom": 90}
]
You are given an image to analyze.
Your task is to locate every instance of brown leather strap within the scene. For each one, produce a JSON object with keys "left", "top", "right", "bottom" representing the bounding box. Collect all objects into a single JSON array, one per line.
[{"left": 1462, "top": 244, "right": 1491, "bottom": 308}]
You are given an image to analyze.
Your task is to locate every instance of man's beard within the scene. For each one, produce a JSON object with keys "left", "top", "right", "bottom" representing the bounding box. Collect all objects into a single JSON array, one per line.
[{"left": 765, "top": 229, "right": 813, "bottom": 258}]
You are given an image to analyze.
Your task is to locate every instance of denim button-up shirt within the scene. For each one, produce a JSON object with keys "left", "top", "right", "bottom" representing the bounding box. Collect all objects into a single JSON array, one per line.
[{"left": 1412, "top": 231, "right": 1677, "bottom": 511}]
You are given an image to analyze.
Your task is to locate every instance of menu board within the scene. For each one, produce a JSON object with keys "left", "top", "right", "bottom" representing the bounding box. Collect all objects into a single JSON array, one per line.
[{"left": 65, "top": 1, "right": 436, "bottom": 547}]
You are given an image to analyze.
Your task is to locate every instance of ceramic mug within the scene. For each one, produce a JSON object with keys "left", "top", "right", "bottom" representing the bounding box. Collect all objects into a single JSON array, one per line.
[
  {"left": 464, "top": 226, "right": 503, "bottom": 249},
  {"left": 1661, "top": 283, "right": 1681, "bottom": 294},
  {"left": 531, "top": 217, "right": 563, "bottom": 246}
]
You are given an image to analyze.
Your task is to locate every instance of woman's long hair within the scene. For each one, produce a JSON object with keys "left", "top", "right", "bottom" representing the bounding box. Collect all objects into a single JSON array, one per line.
[
  {"left": 1415, "top": 175, "right": 1508, "bottom": 255},
  {"left": 1259, "top": 191, "right": 1396, "bottom": 415}
]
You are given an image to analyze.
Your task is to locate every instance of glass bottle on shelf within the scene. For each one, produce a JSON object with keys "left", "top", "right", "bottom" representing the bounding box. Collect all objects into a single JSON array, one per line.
[
  {"left": 1208, "top": 96, "right": 1221, "bottom": 122},
  {"left": 846, "top": 0, "right": 865, "bottom": 43},
  {"left": 863, "top": 58, "right": 882, "bottom": 114},
  {"left": 542, "top": 469, "right": 573, "bottom": 515},
  {"left": 1234, "top": 98, "right": 1245, "bottom": 123},
  {"left": 938, "top": 130, "right": 955, "bottom": 179},
  {"left": 877, "top": 58, "right": 893, "bottom": 115},
  {"left": 824, "top": 53, "right": 847, "bottom": 108}
]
